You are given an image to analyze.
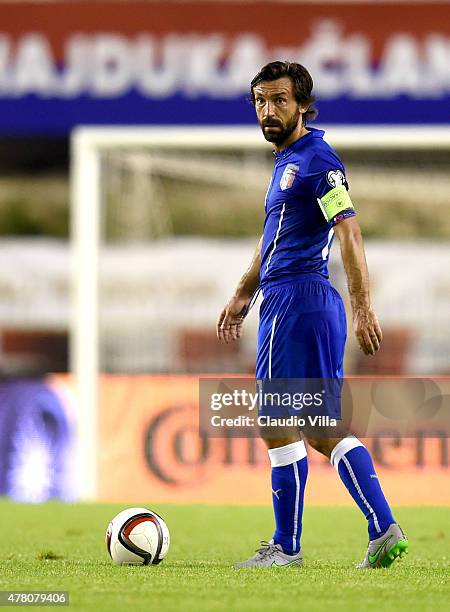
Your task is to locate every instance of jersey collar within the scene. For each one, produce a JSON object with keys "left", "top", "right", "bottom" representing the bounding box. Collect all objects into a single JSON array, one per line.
[{"left": 273, "top": 128, "right": 325, "bottom": 161}]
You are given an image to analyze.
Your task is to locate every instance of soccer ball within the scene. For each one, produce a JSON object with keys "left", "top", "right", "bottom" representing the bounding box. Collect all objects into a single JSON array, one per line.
[{"left": 105, "top": 507, "right": 170, "bottom": 566}]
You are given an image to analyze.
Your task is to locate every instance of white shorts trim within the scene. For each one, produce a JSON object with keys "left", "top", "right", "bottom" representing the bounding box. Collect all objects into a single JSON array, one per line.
[{"left": 268, "top": 313, "right": 278, "bottom": 380}]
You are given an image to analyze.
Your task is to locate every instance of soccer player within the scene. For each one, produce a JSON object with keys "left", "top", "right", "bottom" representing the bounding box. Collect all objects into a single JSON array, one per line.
[{"left": 216, "top": 61, "right": 408, "bottom": 569}]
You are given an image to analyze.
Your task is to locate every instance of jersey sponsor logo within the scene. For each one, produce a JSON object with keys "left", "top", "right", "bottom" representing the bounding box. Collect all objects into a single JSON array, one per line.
[
  {"left": 280, "top": 163, "right": 299, "bottom": 191},
  {"left": 327, "top": 169, "right": 347, "bottom": 189}
]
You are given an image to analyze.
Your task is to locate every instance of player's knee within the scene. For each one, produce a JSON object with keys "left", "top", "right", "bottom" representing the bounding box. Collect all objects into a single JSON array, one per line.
[
  {"left": 258, "top": 420, "right": 301, "bottom": 448},
  {"left": 260, "top": 433, "right": 301, "bottom": 450},
  {"left": 306, "top": 437, "right": 334, "bottom": 458},
  {"left": 306, "top": 436, "right": 349, "bottom": 458}
]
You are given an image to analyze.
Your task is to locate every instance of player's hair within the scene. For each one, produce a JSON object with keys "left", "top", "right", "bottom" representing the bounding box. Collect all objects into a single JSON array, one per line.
[{"left": 250, "top": 61, "right": 318, "bottom": 124}]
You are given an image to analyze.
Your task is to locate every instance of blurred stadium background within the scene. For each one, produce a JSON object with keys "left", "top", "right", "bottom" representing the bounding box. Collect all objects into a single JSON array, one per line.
[{"left": 0, "top": 0, "right": 448, "bottom": 505}]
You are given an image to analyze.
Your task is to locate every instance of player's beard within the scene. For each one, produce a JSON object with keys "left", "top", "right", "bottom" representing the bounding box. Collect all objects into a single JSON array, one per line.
[{"left": 261, "top": 108, "right": 302, "bottom": 145}]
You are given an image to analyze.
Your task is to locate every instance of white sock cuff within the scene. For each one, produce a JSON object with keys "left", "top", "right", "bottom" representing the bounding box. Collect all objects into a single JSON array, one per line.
[
  {"left": 330, "top": 437, "right": 365, "bottom": 470},
  {"left": 268, "top": 441, "right": 307, "bottom": 468}
]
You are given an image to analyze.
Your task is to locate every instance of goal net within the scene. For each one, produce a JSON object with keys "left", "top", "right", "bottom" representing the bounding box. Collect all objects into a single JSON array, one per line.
[{"left": 70, "top": 125, "right": 450, "bottom": 499}]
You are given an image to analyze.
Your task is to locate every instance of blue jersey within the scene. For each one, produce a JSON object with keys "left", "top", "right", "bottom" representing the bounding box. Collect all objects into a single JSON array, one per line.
[{"left": 259, "top": 128, "right": 355, "bottom": 288}]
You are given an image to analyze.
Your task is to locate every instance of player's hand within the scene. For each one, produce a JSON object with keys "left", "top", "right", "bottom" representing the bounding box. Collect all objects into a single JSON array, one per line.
[
  {"left": 216, "top": 295, "right": 251, "bottom": 343},
  {"left": 353, "top": 307, "right": 383, "bottom": 355}
]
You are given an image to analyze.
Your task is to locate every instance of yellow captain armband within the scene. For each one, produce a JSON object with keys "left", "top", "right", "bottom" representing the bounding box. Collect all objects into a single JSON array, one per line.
[{"left": 318, "top": 186, "right": 354, "bottom": 222}]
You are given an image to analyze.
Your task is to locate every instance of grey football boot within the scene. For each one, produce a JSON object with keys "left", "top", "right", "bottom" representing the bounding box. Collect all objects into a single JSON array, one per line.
[
  {"left": 357, "top": 523, "right": 409, "bottom": 569},
  {"left": 234, "top": 540, "right": 303, "bottom": 568}
]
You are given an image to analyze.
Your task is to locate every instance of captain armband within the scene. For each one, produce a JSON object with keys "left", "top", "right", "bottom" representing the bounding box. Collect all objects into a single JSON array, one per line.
[{"left": 318, "top": 186, "right": 355, "bottom": 222}]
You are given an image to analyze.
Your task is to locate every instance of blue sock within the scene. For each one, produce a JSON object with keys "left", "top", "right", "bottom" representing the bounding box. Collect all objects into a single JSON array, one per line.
[
  {"left": 331, "top": 437, "right": 395, "bottom": 540},
  {"left": 268, "top": 441, "right": 308, "bottom": 555}
]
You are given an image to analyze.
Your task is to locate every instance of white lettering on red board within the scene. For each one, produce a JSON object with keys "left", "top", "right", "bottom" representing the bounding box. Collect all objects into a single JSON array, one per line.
[{"left": 0, "top": 21, "right": 448, "bottom": 99}]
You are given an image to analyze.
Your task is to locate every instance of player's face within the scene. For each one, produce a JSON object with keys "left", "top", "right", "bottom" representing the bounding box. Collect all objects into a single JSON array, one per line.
[{"left": 253, "top": 77, "right": 305, "bottom": 147}]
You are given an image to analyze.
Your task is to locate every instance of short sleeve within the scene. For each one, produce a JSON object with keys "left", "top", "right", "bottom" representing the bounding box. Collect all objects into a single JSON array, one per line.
[{"left": 304, "top": 150, "right": 356, "bottom": 225}]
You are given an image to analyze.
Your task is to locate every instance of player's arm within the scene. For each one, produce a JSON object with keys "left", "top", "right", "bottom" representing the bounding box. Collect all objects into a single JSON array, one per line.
[
  {"left": 310, "top": 151, "right": 382, "bottom": 355},
  {"left": 216, "top": 236, "right": 262, "bottom": 344},
  {"left": 333, "top": 217, "right": 382, "bottom": 356}
]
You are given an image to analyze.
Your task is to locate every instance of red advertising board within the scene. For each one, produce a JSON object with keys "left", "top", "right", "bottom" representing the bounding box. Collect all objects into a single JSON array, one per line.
[
  {"left": 2, "top": 2, "right": 448, "bottom": 47},
  {"left": 0, "top": 2, "right": 448, "bottom": 132},
  {"left": 91, "top": 375, "right": 450, "bottom": 505}
]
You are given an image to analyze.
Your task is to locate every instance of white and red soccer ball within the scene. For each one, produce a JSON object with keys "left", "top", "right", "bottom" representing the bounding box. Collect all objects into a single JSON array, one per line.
[{"left": 106, "top": 507, "right": 170, "bottom": 566}]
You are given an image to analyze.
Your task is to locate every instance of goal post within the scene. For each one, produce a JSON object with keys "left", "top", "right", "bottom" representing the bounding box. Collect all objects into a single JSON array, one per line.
[{"left": 70, "top": 124, "right": 450, "bottom": 501}]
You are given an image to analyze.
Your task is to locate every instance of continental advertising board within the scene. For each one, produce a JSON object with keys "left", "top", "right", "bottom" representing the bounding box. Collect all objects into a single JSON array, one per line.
[
  {"left": 97, "top": 375, "right": 450, "bottom": 505},
  {"left": 0, "top": 2, "right": 449, "bottom": 134},
  {"left": 0, "top": 374, "right": 449, "bottom": 504}
]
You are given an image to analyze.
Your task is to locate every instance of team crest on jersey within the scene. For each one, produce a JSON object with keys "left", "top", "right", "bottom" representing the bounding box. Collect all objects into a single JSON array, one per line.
[
  {"left": 280, "top": 163, "right": 299, "bottom": 191},
  {"left": 327, "top": 169, "right": 347, "bottom": 188}
]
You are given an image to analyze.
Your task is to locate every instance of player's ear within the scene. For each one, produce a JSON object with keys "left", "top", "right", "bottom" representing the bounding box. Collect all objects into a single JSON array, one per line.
[{"left": 298, "top": 104, "right": 307, "bottom": 125}]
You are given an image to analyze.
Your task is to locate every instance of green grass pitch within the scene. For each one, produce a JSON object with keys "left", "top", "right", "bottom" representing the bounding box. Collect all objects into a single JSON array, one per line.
[{"left": 0, "top": 502, "right": 449, "bottom": 611}]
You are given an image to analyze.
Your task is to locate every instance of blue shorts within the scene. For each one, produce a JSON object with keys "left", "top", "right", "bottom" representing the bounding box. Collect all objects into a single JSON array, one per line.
[{"left": 256, "top": 278, "right": 346, "bottom": 419}]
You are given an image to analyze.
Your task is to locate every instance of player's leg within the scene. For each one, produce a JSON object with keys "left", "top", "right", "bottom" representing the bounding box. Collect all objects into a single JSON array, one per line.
[
  {"left": 307, "top": 435, "right": 396, "bottom": 541},
  {"left": 234, "top": 433, "right": 307, "bottom": 568},
  {"left": 257, "top": 286, "right": 310, "bottom": 558},
  {"left": 234, "top": 285, "right": 308, "bottom": 568},
  {"left": 307, "top": 435, "right": 408, "bottom": 568},
  {"left": 267, "top": 436, "right": 308, "bottom": 556},
  {"left": 300, "top": 284, "right": 408, "bottom": 567}
]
